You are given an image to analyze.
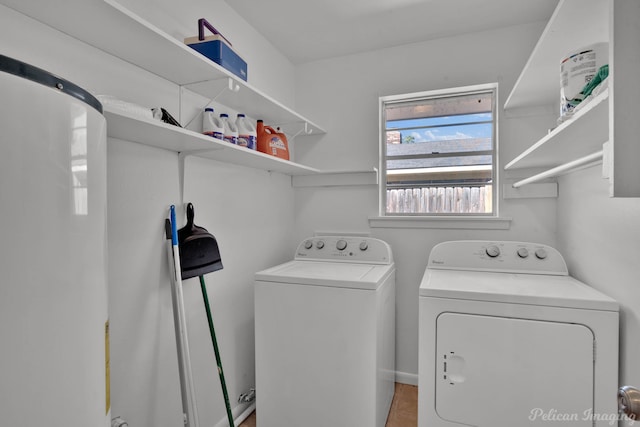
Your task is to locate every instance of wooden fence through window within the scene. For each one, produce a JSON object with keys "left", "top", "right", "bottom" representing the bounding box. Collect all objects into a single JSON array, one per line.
[{"left": 386, "top": 185, "right": 492, "bottom": 214}]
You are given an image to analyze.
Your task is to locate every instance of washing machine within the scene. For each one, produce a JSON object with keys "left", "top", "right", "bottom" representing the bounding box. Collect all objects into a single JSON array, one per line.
[
  {"left": 255, "top": 236, "right": 396, "bottom": 427},
  {"left": 418, "top": 241, "right": 619, "bottom": 427}
]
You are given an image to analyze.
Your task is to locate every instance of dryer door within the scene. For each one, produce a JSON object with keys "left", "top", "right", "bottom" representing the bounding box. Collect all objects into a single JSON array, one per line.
[{"left": 436, "top": 313, "right": 594, "bottom": 426}]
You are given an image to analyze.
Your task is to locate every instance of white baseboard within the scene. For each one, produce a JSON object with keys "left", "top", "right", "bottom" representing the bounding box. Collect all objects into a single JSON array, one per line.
[
  {"left": 212, "top": 401, "right": 256, "bottom": 427},
  {"left": 395, "top": 370, "right": 418, "bottom": 386}
]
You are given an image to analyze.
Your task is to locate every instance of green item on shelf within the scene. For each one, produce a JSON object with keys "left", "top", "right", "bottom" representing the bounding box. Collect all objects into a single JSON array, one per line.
[
  {"left": 564, "top": 64, "right": 609, "bottom": 114},
  {"left": 581, "top": 64, "right": 609, "bottom": 99}
]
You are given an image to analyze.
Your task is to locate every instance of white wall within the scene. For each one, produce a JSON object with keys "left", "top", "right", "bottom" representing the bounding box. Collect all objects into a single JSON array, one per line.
[
  {"left": 557, "top": 166, "right": 640, "bottom": 397},
  {"left": 293, "top": 22, "right": 559, "bottom": 381},
  {"left": 0, "top": 2, "right": 296, "bottom": 426}
]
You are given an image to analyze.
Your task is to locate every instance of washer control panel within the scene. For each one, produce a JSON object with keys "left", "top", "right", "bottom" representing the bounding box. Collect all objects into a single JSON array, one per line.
[
  {"left": 427, "top": 240, "right": 567, "bottom": 275},
  {"left": 295, "top": 236, "right": 393, "bottom": 264}
]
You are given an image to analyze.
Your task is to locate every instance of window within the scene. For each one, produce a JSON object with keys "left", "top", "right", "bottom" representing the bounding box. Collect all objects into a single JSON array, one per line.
[{"left": 379, "top": 84, "right": 497, "bottom": 216}]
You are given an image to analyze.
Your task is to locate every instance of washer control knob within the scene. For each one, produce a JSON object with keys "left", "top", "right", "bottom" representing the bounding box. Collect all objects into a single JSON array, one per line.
[
  {"left": 336, "top": 240, "right": 348, "bottom": 251},
  {"left": 316, "top": 240, "right": 325, "bottom": 249},
  {"left": 359, "top": 241, "right": 369, "bottom": 251},
  {"left": 517, "top": 248, "right": 529, "bottom": 258},
  {"left": 486, "top": 245, "right": 500, "bottom": 258},
  {"left": 535, "top": 248, "right": 548, "bottom": 260},
  {"left": 304, "top": 240, "right": 313, "bottom": 250}
]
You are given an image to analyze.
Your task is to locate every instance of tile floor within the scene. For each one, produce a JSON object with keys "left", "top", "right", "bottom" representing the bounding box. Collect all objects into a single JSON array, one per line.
[{"left": 238, "top": 382, "right": 418, "bottom": 427}]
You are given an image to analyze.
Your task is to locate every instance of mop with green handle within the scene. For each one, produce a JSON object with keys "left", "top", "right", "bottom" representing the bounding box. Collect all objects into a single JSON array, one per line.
[
  {"left": 176, "top": 203, "right": 234, "bottom": 427},
  {"left": 198, "top": 275, "right": 235, "bottom": 427}
]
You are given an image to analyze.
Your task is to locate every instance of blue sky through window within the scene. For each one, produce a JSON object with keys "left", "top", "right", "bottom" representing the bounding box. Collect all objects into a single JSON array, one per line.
[{"left": 387, "top": 113, "right": 492, "bottom": 143}]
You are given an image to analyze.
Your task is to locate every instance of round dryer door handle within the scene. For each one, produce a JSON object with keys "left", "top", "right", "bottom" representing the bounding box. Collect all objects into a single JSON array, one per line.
[{"left": 619, "top": 385, "right": 640, "bottom": 421}]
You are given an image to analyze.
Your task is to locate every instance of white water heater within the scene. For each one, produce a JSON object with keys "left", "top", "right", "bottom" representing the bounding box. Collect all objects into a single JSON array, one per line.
[{"left": 0, "top": 55, "right": 110, "bottom": 426}]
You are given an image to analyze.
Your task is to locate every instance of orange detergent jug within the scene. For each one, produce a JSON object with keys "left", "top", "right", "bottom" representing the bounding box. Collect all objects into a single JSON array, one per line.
[{"left": 257, "top": 120, "right": 289, "bottom": 160}]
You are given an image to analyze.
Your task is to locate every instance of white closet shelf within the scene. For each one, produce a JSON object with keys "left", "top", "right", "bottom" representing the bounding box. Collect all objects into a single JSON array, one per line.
[
  {"left": 505, "top": 89, "right": 609, "bottom": 170},
  {"left": 0, "top": 0, "right": 325, "bottom": 135},
  {"left": 501, "top": 0, "right": 615, "bottom": 190},
  {"left": 105, "top": 108, "right": 322, "bottom": 176},
  {"left": 511, "top": 151, "right": 603, "bottom": 188},
  {"left": 504, "top": 0, "right": 609, "bottom": 110},
  {"left": 184, "top": 78, "right": 324, "bottom": 136}
]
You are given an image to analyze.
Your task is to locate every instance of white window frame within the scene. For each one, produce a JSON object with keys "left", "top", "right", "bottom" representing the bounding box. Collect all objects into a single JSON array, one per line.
[{"left": 378, "top": 83, "right": 499, "bottom": 217}]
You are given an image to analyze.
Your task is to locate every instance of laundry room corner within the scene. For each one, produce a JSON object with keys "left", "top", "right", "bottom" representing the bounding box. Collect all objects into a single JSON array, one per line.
[{"left": 292, "top": 20, "right": 559, "bottom": 382}]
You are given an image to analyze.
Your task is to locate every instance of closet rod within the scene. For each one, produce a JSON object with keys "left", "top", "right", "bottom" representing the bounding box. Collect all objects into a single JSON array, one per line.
[{"left": 512, "top": 150, "right": 603, "bottom": 188}]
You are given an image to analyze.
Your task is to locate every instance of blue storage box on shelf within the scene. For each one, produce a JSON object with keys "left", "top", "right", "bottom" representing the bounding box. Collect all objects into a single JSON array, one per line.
[{"left": 185, "top": 18, "right": 248, "bottom": 81}]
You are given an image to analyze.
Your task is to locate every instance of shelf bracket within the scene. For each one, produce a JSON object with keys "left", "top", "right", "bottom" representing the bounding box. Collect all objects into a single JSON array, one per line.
[
  {"left": 183, "top": 78, "right": 241, "bottom": 129},
  {"left": 291, "top": 122, "right": 313, "bottom": 138},
  {"left": 214, "top": 77, "right": 240, "bottom": 101}
]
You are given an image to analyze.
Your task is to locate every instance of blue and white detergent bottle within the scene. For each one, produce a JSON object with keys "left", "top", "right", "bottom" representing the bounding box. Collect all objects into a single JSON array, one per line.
[
  {"left": 220, "top": 113, "right": 238, "bottom": 144},
  {"left": 235, "top": 113, "right": 257, "bottom": 150},
  {"left": 202, "top": 108, "right": 224, "bottom": 140}
]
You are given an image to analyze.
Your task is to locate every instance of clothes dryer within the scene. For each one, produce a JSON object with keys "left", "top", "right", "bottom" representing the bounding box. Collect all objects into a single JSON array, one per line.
[
  {"left": 255, "top": 236, "right": 395, "bottom": 427},
  {"left": 419, "top": 241, "right": 619, "bottom": 427}
]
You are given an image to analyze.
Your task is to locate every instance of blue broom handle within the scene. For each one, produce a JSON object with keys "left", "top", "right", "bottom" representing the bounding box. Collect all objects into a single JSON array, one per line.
[{"left": 170, "top": 205, "right": 178, "bottom": 246}]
